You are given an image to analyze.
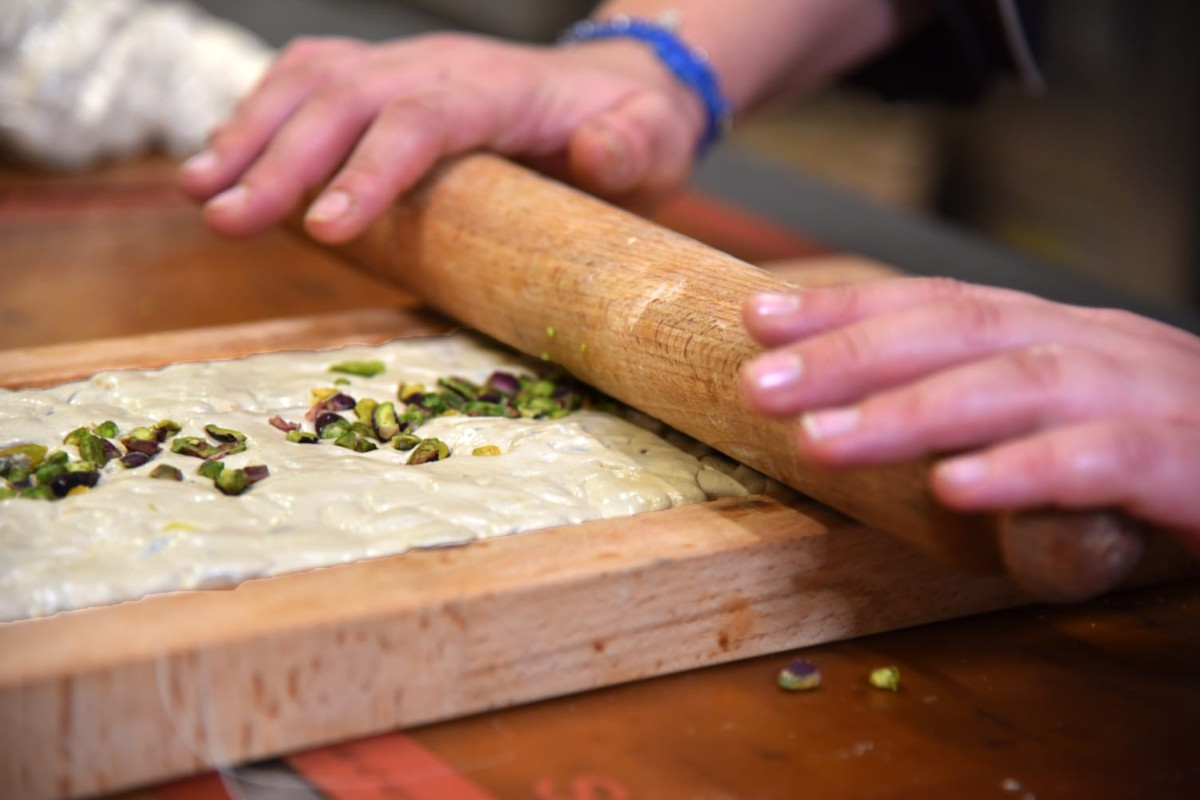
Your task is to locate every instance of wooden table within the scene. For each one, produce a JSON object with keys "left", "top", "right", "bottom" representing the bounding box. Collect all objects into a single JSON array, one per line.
[{"left": 2, "top": 158, "right": 1198, "bottom": 800}]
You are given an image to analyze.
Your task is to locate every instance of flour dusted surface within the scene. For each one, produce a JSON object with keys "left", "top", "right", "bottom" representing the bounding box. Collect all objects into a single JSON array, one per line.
[{"left": 0, "top": 334, "right": 755, "bottom": 621}]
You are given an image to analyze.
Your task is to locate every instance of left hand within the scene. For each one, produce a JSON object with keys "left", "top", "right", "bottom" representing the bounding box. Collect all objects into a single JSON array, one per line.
[{"left": 738, "top": 277, "right": 1200, "bottom": 554}]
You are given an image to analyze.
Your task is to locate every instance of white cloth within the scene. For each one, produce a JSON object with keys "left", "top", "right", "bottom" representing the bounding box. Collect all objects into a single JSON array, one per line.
[{"left": 0, "top": 0, "right": 273, "bottom": 169}]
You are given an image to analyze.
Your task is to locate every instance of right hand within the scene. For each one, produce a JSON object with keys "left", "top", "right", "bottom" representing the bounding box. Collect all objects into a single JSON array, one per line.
[{"left": 178, "top": 33, "right": 705, "bottom": 243}]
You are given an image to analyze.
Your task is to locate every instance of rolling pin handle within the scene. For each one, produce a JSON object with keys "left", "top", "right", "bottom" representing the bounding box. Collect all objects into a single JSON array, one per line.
[{"left": 998, "top": 509, "right": 1148, "bottom": 603}]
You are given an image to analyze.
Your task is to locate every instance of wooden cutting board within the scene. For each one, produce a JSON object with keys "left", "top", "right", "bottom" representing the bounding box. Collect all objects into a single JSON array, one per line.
[{"left": 0, "top": 288, "right": 1188, "bottom": 800}]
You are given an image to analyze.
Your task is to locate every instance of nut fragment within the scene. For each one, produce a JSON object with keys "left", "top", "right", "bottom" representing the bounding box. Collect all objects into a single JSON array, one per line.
[
  {"left": 329, "top": 359, "right": 385, "bottom": 378},
  {"left": 471, "top": 445, "right": 501, "bottom": 457},
  {"left": 868, "top": 666, "right": 900, "bottom": 692},
  {"left": 149, "top": 464, "right": 184, "bottom": 482},
  {"left": 372, "top": 402, "right": 400, "bottom": 442},
  {"left": 777, "top": 658, "right": 822, "bottom": 692},
  {"left": 407, "top": 438, "right": 449, "bottom": 465}
]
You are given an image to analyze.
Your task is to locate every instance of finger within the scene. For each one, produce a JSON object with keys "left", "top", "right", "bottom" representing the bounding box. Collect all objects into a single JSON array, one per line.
[
  {"left": 179, "top": 37, "right": 367, "bottom": 201},
  {"left": 739, "top": 292, "right": 1166, "bottom": 417},
  {"left": 743, "top": 277, "right": 1032, "bottom": 349},
  {"left": 932, "top": 419, "right": 1200, "bottom": 553},
  {"left": 566, "top": 89, "right": 697, "bottom": 205},
  {"left": 201, "top": 79, "right": 383, "bottom": 237},
  {"left": 795, "top": 343, "right": 1190, "bottom": 466},
  {"left": 302, "top": 81, "right": 510, "bottom": 243}
]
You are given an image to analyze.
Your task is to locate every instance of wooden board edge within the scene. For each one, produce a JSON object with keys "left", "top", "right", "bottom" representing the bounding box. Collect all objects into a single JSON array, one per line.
[
  {"left": 1, "top": 494, "right": 1037, "bottom": 800},
  {"left": 0, "top": 307, "right": 453, "bottom": 389}
]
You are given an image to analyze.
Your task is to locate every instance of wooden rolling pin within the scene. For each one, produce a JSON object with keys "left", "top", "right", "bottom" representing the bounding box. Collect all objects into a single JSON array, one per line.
[{"left": 320, "top": 153, "right": 1146, "bottom": 602}]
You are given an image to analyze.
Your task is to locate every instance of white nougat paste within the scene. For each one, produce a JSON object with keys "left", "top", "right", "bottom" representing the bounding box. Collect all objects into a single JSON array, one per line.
[{"left": 0, "top": 333, "right": 762, "bottom": 621}]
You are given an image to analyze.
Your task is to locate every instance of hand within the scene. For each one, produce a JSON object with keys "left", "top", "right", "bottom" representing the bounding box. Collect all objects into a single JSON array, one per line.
[
  {"left": 178, "top": 33, "right": 704, "bottom": 242},
  {"left": 738, "top": 278, "right": 1200, "bottom": 553}
]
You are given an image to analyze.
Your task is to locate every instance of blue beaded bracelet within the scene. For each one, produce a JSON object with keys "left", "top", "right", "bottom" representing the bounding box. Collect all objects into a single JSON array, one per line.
[{"left": 559, "top": 15, "right": 732, "bottom": 157}]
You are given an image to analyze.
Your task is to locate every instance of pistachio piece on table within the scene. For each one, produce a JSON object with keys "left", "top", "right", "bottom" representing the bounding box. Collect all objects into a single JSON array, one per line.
[
  {"left": 778, "top": 658, "right": 822, "bottom": 692},
  {"left": 149, "top": 464, "right": 184, "bottom": 481},
  {"left": 471, "top": 445, "right": 502, "bottom": 457},
  {"left": 407, "top": 438, "right": 449, "bottom": 465},
  {"left": 153, "top": 420, "right": 182, "bottom": 441},
  {"left": 63, "top": 427, "right": 89, "bottom": 446},
  {"left": 78, "top": 434, "right": 113, "bottom": 466},
  {"left": 349, "top": 421, "right": 375, "bottom": 438},
  {"left": 485, "top": 371, "right": 520, "bottom": 397},
  {"left": 94, "top": 420, "right": 119, "bottom": 439},
  {"left": 868, "top": 666, "right": 901, "bottom": 692},
  {"left": 122, "top": 437, "right": 161, "bottom": 456},
  {"left": 21, "top": 485, "right": 55, "bottom": 500},
  {"left": 0, "top": 487, "right": 15, "bottom": 500},
  {"left": 334, "top": 432, "right": 377, "bottom": 453},
  {"left": 243, "top": 465, "right": 270, "bottom": 484},
  {"left": 49, "top": 468, "right": 98, "bottom": 497},
  {"left": 286, "top": 430, "right": 319, "bottom": 444}
]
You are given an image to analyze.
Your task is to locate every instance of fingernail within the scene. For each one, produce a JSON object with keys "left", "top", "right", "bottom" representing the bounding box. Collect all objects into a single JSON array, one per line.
[
  {"left": 306, "top": 190, "right": 352, "bottom": 224},
  {"left": 746, "top": 351, "right": 804, "bottom": 391},
  {"left": 750, "top": 292, "right": 802, "bottom": 317},
  {"left": 802, "top": 406, "right": 859, "bottom": 441},
  {"left": 207, "top": 184, "right": 250, "bottom": 212},
  {"left": 936, "top": 456, "right": 987, "bottom": 486},
  {"left": 181, "top": 149, "right": 218, "bottom": 176}
]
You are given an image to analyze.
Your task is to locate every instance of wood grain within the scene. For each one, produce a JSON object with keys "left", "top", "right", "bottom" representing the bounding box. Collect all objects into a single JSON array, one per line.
[
  {"left": 330, "top": 154, "right": 1157, "bottom": 598},
  {"left": 0, "top": 316, "right": 1189, "bottom": 800}
]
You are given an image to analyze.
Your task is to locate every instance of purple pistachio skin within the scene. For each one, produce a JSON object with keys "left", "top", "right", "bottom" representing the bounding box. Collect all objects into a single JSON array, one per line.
[
  {"left": 777, "top": 658, "right": 822, "bottom": 692},
  {"left": 243, "top": 465, "right": 270, "bottom": 484},
  {"left": 486, "top": 371, "right": 520, "bottom": 396}
]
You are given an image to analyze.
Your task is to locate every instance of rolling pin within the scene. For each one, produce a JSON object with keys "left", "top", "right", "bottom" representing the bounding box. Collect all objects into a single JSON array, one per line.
[{"left": 318, "top": 153, "right": 1147, "bottom": 603}]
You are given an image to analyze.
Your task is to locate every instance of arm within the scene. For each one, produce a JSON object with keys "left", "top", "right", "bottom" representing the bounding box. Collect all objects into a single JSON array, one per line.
[{"left": 179, "top": 0, "right": 928, "bottom": 242}]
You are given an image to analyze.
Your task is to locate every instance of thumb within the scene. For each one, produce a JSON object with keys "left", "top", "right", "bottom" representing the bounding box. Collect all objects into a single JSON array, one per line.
[{"left": 566, "top": 90, "right": 697, "bottom": 203}]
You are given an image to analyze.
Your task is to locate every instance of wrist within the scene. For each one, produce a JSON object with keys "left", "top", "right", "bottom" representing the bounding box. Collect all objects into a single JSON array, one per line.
[{"left": 559, "top": 16, "right": 729, "bottom": 155}]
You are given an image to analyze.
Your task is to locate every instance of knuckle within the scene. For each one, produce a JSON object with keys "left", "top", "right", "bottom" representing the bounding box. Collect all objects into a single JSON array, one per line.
[
  {"left": 824, "top": 325, "right": 877, "bottom": 376},
  {"left": 1007, "top": 344, "right": 1068, "bottom": 395},
  {"left": 953, "top": 296, "right": 1007, "bottom": 344},
  {"left": 1096, "top": 421, "right": 1155, "bottom": 477}
]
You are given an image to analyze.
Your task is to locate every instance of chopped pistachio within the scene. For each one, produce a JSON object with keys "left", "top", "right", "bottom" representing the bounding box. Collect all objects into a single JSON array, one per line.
[
  {"left": 407, "top": 438, "right": 449, "bottom": 465},
  {"left": 580, "top": 343, "right": 588, "bottom": 355},
  {"left": 545, "top": 325, "right": 556, "bottom": 339},
  {"left": 329, "top": 359, "right": 386, "bottom": 378},
  {"left": 354, "top": 397, "right": 379, "bottom": 424},
  {"left": 215, "top": 468, "right": 250, "bottom": 496},
  {"left": 162, "top": 521, "right": 200, "bottom": 532},
  {"left": 333, "top": 377, "right": 351, "bottom": 386},
  {"left": 316, "top": 413, "right": 351, "bottom": 440},
  {"left": 63, "top": 427, "right": 89, "bottom": 446},
  {"left": 119, "top": 452, "right": 153, "bottom": 469},
  {"left": 154, "top": 419, "right": 182, "bottom": 440},
  {"left": 334, "top": 432, "right": 377, "bottom": 452},
  {"left": 149, "top": 464, "right": 184, "bottom": 481},
  {"left": 528, "top": 380, "right": 556, "bottom": 398},
  {"left": 540, "top": 351, "right": 550, "bottom": 361},
  {"left": 45, "top": 450, "right": 69, "bottom": 466},
  {"left": 243, "top": 465, "right": 270, "bottom": 484},
  {"left": 0, "top": 444, "right": 48, "bottom": 468},
  {"left": 349, "top": 421, "right": 375, "bottom": 438},
  {"left": 269, "top": 415, "right": 300, "bottom": 433},
  {"left": 126, "top": 426, "right": 157, "bottom": 443},
  {"left": 0, "top": 487, "right": 16, "bottom": 500},
  {"left": 438, "top": 376, "right": 480, "bottom": 402},
  {"left": 34, "top": 461, "right": 66, "bottom": 485},
  {"left": 78, "top": 434, "right": 112, "bottom": 466},
  {"left": 216, "top": 441, "right": 248, "bottom": 458},
  {"left": 463, "top": 401, "right": 509, "bottom": 417},
  {"left": 6, "top": 465, "right": 30, "bottom": 486},
  {"left": 392, "top": 433, "right": 421, "bottom": 451},
  {"left": 66, "top": 485, "right": 91, "bottom": 497},
  {"left": 398, "top": 381, "right": 425, "bottom": 401},
  {"left": 484, "top": 372, "right": 519, "bottom": 396},
  {"left": 21, "top": 485, "right": 54, "bottom": 501},
  {"left": 286, "top": 430, "right": 319, "bottom": 444},
  {"left": 310, "top": 387, "right": 340, "bottom": 403},
  {"left": 122, "top": 437, "right": 161, "bottom": 456},
  {"left": 472, "top": 445, "right": 502, "bottom": 457},
  {"left": 398, "top": 409, "right": 430, "bottom": 433},
  {"left": 94, "top": 420, "right": 119, "bottom": 438},
  {"left": 778, "top": 658, "right": 822, "bottom": 692},
  {"left": 372, "top": 402, "right": 400, "bottom": 442},
  {"left": 868, "top": 666, "right": 900, "bottom": 692},
  {"left": 197, "top": 461, "right": 225, "bottom": 480},
  {"left": 204, "top": 424, "right": 246, "bottom": 444},
  {"left": 170, "top": 436, "right": 222, "bottom": 460}
]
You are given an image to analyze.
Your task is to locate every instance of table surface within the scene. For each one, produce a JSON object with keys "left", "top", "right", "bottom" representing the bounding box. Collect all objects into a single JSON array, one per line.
[{"left": 3, "top": 158, "right": 1198, "bottom": 800}]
